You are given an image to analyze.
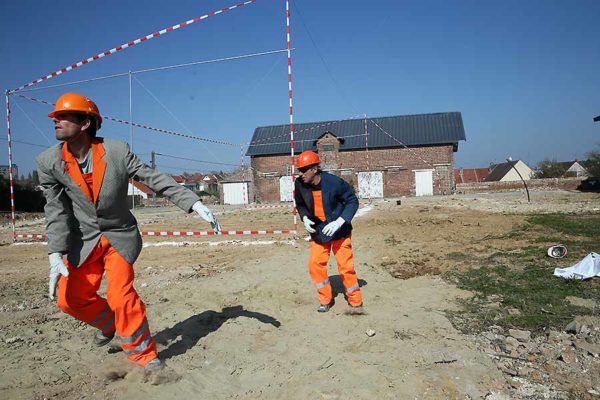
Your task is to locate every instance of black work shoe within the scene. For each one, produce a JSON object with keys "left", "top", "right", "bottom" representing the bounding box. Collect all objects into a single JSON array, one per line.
[
  {"left": 94, "top": 330, "right": 115, "bottom": 347},
  {"left": 317, "top": 303, "right": 332, "bottom": 313}
]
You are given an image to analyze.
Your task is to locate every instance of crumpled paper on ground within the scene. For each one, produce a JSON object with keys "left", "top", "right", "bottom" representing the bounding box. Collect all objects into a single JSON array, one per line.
[{"left": 554, "top": 252, "right": 600, "bottom": 280}]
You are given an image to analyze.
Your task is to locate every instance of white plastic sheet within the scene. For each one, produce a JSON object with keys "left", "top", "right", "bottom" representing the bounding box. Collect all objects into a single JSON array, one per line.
[{"left": 554, "top": 252, "right": 600, "bottom": 280}]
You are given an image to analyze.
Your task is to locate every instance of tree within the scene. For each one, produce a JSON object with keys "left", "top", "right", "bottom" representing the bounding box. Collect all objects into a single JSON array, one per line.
[
  {"left": 32, "top": 170, "right": 40, "bottom": 186},
  {"left": 583, "top": 150, "right": 600, "bottom": 177},
  {"left": 534, "top": 159, "right": 566, "bottom": 178}
]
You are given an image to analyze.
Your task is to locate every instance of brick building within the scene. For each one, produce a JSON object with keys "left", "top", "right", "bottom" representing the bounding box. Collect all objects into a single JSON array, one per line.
[{"left": 246, "top": 112, "right": 466, "bottom": 202}]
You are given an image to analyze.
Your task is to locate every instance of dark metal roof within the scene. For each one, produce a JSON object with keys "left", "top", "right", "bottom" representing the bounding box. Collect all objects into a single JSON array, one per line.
[
  {"left": 246, "top": 112, "right": 466, "bottom": 157},
  {"left": 485, "top": 160, "right": 518, "bottom": 182}
]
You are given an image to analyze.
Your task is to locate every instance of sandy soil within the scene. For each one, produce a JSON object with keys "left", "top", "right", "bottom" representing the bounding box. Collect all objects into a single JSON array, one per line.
[{"left": 0, "top": 190, "right": 598, "bottom": 399}]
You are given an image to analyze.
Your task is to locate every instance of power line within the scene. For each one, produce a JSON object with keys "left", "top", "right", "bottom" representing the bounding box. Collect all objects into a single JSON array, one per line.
[
  {"left": 291, "top": 0, "right": 361, "bottom": 114},
  {"left": 0, "top": 137, "right": 49, "bottom": 149},
  {"left": 154, "top": 152, "right": 239, "bottom": 167}
]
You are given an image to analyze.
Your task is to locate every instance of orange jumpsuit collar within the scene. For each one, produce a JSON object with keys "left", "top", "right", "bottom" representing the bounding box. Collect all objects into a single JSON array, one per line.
[{"left": 61, "top": 139, "right": 106, "bottom": 204}]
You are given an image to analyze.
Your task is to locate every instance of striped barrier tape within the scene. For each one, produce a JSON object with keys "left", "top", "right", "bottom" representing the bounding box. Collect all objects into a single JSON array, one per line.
[
  {"left": 142, "top": 229, "right": 296, "bottom": 236},
  {"left": 16, "top": 94, "right": 236, "bottom": 146},
  {"left": 13, "top": 0, "right": 257, "bottom": 92},
  {"left": 245, "top": 205, "right": 293, "bottom": 210},
  {"left": 15, "top": 229, "right": 297, "bottom": 240}
]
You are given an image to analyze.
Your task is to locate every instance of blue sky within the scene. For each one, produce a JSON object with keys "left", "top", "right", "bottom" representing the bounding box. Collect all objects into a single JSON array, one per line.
[{"left": 1, "top": 0, "right": 599, "bottom": 177}]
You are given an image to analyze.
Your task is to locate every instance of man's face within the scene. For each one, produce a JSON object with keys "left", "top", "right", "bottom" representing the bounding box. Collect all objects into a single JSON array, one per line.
[
  {"left": 298, "top": 165, "right": 318, "bottom": 184},
  {"left": 52, "top": 113, "right": 87, "bottom": 142}
]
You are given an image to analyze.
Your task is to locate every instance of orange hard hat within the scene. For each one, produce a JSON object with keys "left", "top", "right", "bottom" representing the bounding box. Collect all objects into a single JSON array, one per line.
[
  {"left": 297, "top": 151, "right": 320, "bottom": 169},
  {"left": 48, "top": 92, "right": 102, "bottom": 128}
]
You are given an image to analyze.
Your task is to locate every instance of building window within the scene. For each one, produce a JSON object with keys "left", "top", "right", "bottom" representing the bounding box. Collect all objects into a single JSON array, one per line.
[{"left": 322, "top": 144, "right": 334, "bottom": 151}]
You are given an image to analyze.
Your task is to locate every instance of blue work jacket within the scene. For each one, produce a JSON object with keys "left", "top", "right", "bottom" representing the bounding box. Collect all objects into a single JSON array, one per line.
[{"left": 294, "top": 171, "right": 359, "bottom": 244}]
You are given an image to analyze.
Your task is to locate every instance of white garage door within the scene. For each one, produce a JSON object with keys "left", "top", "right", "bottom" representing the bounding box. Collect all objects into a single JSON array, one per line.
[
  {"left": 414, "top": 170, "right": 433, "bottom": 196},
  {"left": 223, "top": 182, "right": 248, "bottom": 205},
  {"left": 358, "top": 171, "right": 383, "bottom": 199},
  {"left": 279, "top": 176, "right": 293, "bottom": 202}
]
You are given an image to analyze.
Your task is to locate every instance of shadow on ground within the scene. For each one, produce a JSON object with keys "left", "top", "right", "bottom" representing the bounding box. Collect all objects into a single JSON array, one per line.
[
  {"left": 330, "top": 275, "right": 367, "bottom": 301},
  {"left": 154, "top": 305, "right": 281, "bottom": 360}
]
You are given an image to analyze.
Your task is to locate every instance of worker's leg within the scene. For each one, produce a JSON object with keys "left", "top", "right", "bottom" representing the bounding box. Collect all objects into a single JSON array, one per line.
[
  {"left": 102, "top": 238, "right": 157, "bottom": 367},
  {"left": 332, "top": 236, "right": 362, "bottom": 306},
  {"left": 56, "top": 241, "right": 116, "bottom": 336},
  {"left": 308, "top": 240, "right": 333, "bottom": 305}
]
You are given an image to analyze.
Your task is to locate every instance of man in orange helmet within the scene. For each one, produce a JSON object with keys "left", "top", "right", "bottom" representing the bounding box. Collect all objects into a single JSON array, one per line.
[
  {"left": 36, "top": 92, "right": 221, "bottom": 371},
  {"left": 294, "top": 150, "right": 364, "bottom": 314}
]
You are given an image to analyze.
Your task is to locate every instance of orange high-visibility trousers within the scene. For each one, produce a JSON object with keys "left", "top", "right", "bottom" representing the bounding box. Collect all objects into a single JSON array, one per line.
[
  {"left": 308, "top": 236, "right": 362, "bottom": 307},
  {"left": 56, "top": 235, "right": 157, "bottom": 366}
]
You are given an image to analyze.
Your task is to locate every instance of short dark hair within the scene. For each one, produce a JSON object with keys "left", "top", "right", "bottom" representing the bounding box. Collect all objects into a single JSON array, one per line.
[{"left": 74, "top": 114, "right": 98, "bottom": 138}]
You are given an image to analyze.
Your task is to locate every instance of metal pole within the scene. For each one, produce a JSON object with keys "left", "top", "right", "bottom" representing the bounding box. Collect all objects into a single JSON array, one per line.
[
  {"left": 5, "top": 90, "right": 15, "bottom": 239},
  {"left": 129, "top": 71, "right": 135, "bottom": 213}
]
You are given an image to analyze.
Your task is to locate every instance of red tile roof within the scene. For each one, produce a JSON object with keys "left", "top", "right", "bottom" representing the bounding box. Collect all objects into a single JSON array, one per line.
[
  {"left": 453, "top": 168, "right": 489, "bottom": 184},
  {"left": 129, "top": 179, "right": 153, "bottom": 195}
]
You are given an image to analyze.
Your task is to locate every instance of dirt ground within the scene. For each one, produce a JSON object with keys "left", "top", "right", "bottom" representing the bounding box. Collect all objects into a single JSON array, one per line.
[{"left": 0, "top": 190, "right": 598, "bottom": 399}]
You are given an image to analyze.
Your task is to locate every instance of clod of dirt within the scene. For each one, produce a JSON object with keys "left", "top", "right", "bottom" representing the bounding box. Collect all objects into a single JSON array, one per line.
[{"left": 144, "top": 367, "right": 181, "bottom": 385}]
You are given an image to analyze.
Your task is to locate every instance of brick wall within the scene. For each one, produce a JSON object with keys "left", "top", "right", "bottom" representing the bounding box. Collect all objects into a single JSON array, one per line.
[{"left": 251, "top": 144, "right": 456, "bottom": 202}]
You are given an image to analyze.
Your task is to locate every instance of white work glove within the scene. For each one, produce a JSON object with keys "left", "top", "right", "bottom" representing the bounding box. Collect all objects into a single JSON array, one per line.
[
  {"left": 192, "top": 201, "right": 221, "bottom": 233},
  {"left": 302, "top": 216, "right": 316, "bottom": 234},
  {"left": 48, "top": 252, "right": 69, "bottom": 301},
  {"left": 322, "top": 217, "right": 345, "bottom": 237}
]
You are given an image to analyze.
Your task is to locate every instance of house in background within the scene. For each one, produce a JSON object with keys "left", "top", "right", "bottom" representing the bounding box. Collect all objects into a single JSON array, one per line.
[
  {"left": 202, "top": 174, "right": 221, "bottom": 193},
  {"left": 485, "top": 160, "right": 534, "bottom": 182},
  {"left": 171, "top": 175, "right": 196, "bottom": 191},
  {"left": 127, "top": 179, "right": 153, "bottom": 208},
  {"left": 219, "top": 168, "right": 252, "bottom": 205},
  {"left": 246, "top": 112, "right": 467, "bottom": 202},
  {"left": 453, "top": 168, "right": 489, "bottom": 184},
  {"left": 556, "top": 160, "right": 589, "bottom": 177}
]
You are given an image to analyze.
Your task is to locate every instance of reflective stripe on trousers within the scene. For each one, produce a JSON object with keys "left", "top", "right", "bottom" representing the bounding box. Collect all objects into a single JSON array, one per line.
[
  {"left": 308, "top": 236, "right": 362, "bottom": 307},
  {"left": 57, "top": 235, "right": 158, "bottom": 367}
]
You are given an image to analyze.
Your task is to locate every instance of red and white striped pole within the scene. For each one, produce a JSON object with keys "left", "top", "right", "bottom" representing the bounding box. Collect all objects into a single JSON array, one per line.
[
  {"left": 5, "top": 91, "right": 16, "bottom": 239},
  {"left": 13, "top": 0, "right": 257, "bottom": 92},
  {"left": 240, "top": 143, "right": 247, "bottom": 207},
  {"left": 364, "top": 113, "right": 371, "bottom": 203},
  {"left": 285, "top": 0, "right": 297, "bottom": 232}
]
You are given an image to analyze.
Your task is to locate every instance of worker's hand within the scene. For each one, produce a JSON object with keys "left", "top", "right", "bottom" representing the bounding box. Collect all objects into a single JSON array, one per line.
[
  {"left": 211, "top": 218, "right": 222, "bottom": 234},
  {"left": 48, "top": 252, "right": 69, "bottom": 301},
  {"left": 322, "top": 217, "right": 345, "bottom": 236},
  {"left": 302, "top": 216, "right": 316, "bottom": 234},
  {"left": 192, "top": 201, "right": 221, "bottom": 233}
]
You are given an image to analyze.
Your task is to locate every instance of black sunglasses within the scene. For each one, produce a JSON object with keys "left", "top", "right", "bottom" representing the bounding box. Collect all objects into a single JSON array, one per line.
[{"left": 298, "top": 166, "right": 314, "bottom": 173}]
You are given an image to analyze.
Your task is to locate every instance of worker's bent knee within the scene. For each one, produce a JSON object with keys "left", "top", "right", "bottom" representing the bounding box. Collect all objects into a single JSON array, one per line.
[
  {"left": 106, "top": 289, "right": 141, "bottom": 312},
  {"left": 57, "top": 292, "right": 87, "bottom": 314}
]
